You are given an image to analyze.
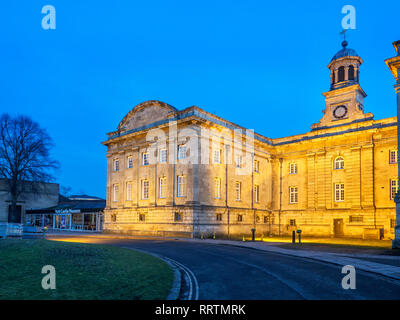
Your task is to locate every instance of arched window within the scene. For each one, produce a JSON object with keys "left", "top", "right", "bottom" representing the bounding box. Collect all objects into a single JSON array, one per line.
[
  {"left": 338, "top": 67, "right": 345, "bottom": 82},
  {"left": 334, "top": 157, "right": 344, "bottom": 170},
  {"left": 348, "top": 65, "right": 355, "bottom": 80}
]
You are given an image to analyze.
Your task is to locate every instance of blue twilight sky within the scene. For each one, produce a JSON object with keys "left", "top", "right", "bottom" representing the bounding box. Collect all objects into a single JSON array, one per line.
[{"left": 1, "top": 1, "right": 399, "bottom": 198}]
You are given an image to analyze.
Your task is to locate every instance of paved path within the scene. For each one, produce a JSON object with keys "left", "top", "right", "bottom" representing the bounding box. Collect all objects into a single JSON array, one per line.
[{"left": 45, "top": 233, "right": 400, "bottom": 300}]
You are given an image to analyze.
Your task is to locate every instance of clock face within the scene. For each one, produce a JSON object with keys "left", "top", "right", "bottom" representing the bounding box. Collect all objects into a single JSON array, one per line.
[{"left": 333, "top": 105, "right": 348, "bottom": 119}]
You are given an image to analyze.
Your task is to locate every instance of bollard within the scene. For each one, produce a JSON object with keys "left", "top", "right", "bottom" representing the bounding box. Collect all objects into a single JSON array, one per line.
[
  {"left": 297, "top": 229, "right": 302, "bottom": 244},
  {"left": 42, "top": 226, "right": 48, "bottom": 240},
  {"left": 251, "top": 228, "right": 256, "bottom": 242},
  {"left": 242, "top": 234, "right": 245, "bottom": 242},
  {"left": 213, "top": 232, "right": 216, "bottom": 240},
  {"left": 292, "top": 230, "right": 296, "bottom": 243}
]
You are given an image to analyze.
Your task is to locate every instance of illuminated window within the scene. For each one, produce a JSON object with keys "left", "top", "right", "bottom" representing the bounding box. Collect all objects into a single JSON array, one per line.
[
  {"left": 177, "top": 175, "right": 185, "bottom": 197},
  {"left": 159, "top": 177, "right": 167, "bottom": 199},
  {"left": 215, "top": 178, "right": 221, "bottom": 199},
  {"left": 334, "top": 183, "right": 345, "bottom": 202},
  {"left": 334, "top": 157, "right": 344, "bottom": 170},
  {"left": 235, "top": 182, "right": 241, "bottom": 201},
  {"left": 141, "top": 180, "right": 149, "bottom": 200},
  {"left": 289, "top": 162, "right": 298, "bottom": 174},
  {"left": 389, "top": 150, "right": 398, "bottom": 164},
  {"left": 390, "top": 179, "right": 398, "bottom": 200},
  {"left": 289, "top": 186, "right": 298, "bottom": 204}
]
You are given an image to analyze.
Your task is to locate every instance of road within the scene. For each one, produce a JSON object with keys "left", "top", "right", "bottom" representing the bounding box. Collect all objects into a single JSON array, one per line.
[{"left": 49, "top": 236, "right": 400, "bottom": 300}]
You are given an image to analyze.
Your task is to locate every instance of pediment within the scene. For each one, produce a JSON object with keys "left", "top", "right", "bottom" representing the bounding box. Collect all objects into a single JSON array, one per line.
[{"left": 118, "top": 100, "right": 178, "bottom": 132}]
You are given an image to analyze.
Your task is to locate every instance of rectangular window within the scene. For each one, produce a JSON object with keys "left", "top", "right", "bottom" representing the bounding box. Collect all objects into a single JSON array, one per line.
[
  {"left": 113, "top": 184, "right": 119, "bottom": 202},
  {"left": 254, "top": 185, "right": 259, "bottom": 203},
  {"left": 391, "top": 219, "right": 396, "bottom": 228},
  {"left": 174, "top": 212, "right": 182, "bottom": 222},
  {"left": 289, "top": 186, "right": 298, "bottom": 204},
  {"left": 213, "top": 149, "right": 221, "bottom": 164},
  {"left": 289, "top": 219, "right": 296, "bottom": 226},
  {"left": 349, "top": 216, "right": 363, "bottom": 223},
  {"left": 177, "top": 175, "right": 185, "bottom": 197},
  {"left": 389, "top": 150, "right": 398, "bottom": 164},
  {"left": 237, "top": 214, "right": 243, "bottom": 222},
  {"left": 159, "top": 149, "right": 167, "bottom": 163},
  {"left": 334, "top": 183, "right": 345, "bottom": 202},
  {"left": 114, "top": 159, "right": 120, "bottom": 172},
  {"left": 235, "top": 182, "right": 241, "bottom": 201},
  {"left": 126, "top": 182, "right": 132, "bottom": 201},
  {"left": 264, "top": 216, "right": 269, "bottom": 224},
  {"left": 236, "top": 155, "right": 242, "bottom": 168},
  {"left": 289, "top": 163, "right": 298, "bottom": 174},
  {"left": 390, "top": 179, "right": 398, "bottom": 200},
  {"left": 178, "top": 145, "right": 186, "bottom": 160},
  {"left": 254, "top": 160, "right": 259, "bottom": 173},
  {"left": 216, "top": 213, "right": 222, "bottom": 221},
  {"left": 127, "top": 156, "right": 133, "bottom": 169},
  {"left": 215, "top": 178, "right": 221, "bottom": 199},
  {"left": 159, "top": 177, "right": 167, "bottom": 199},
  {"left": 139, "top": 213, "right": 146, "bottom": 222},
  {"left": 142, "top": 152, "right": 149, "bottom": 166},
  {"left": 141, "top": 180, "right": 149, "bottom": 200}
]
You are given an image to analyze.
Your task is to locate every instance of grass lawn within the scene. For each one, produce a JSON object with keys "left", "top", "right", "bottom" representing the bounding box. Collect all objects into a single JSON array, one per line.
[{"left": 0, "top": 239, "right": 174, "bottom": 300}]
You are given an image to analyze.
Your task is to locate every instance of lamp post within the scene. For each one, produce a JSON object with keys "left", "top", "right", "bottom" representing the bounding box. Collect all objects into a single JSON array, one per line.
[{"left": 385, "top": 40, "right": 400, "bottom": 249}]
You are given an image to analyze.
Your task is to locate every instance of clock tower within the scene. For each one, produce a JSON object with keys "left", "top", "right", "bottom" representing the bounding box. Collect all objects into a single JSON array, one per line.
[{"left": 311, "top": 40, "right": 373, "bottom": 130}]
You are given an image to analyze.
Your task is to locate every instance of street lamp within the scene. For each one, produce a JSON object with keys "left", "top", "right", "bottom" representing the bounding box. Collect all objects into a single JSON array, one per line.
[{"left": 385, "top": 40, "right": 400, "bottom": 249}]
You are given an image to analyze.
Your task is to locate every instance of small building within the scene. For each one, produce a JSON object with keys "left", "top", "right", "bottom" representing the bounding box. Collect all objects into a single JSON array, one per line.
[
  {"left": 0, "top": 179, "right": 59, "bottom": 224},
  {"left": 25, "top": 195, "right": 105, "bottom": 232}
]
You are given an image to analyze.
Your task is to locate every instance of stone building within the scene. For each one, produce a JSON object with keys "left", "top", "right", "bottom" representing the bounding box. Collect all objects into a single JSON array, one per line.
[{"left": 103, "top": 41, "right": 397, "bottom": 240}]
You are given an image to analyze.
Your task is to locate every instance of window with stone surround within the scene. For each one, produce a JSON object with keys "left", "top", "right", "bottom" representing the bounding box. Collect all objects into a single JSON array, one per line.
[
  {"left": 235, "top": 181, "right": 241, "bottom": 201},
  {"left": 334, "top": 156, "right": 344, "bottom": 170},
  {"left": 237, "top": 214, "right": 243, "bottom": 222},
  {"left": 390, "top": 179, "right": 398, "bottom": 200},
  {"left": 289, "top": 162, "right": 298, "bottom": 174},
  {"left": 334, "top": 183, "right": 345, "bottom": 202},
  {"left": 113, "top": 184, "right": 119, "bottom": 202},
  {"left": 391, "top": 219, "right": 396, "bottom": 228},
  {"left": 159, "top": 177, "right": 167, "bottom": 199},
  {"left": 177, "top": 175, "right": 185, "bottom": 197},
  {"left": 289, "top": 186, "right": 298, "bottom": 204},
  {"left": 127, "top": 156, "right": 133, "bottom": 169},
  {"left": 389, "top": 150, "right": 398, "bottom": 164},
  {"left": 142, "top": 152, "right": 149, "bottom": 166},
  {"left": 254, "top": 160, "right": 260, "bottom": 173},
  {"left": 215, "top": 177, "right": 221, "bottom": 199},
  {"left": 178, "top": 145, "right": 186, "bottom": 160},
  {"left": 174, "top": 212, "right": 182, "bottom": 221},
  {"left": 159, "top": 149, "right": 167, "bottom": 163},
  {"left": 289, "top": 219, "right": 296, "bottom": 226},
  {"left": 216, "top": 213, "right": 222, "bottom": 221},
  {"left": 126, "top": 182, "right": 132, "bottom": 201},
  {"left": 254, "top": 185, "right": 259, "bottom": 203},
  {"left": 213, "top": 149, "right": 221, "bottom": 164},
  {"left": 236, "top": 155, "right": 242, "bottom": 168},
  {"left": 139, "top": 213, "right": 146, "bottom": 222},
  {"left": 141, "top": 180, "right": 149, "bottom": 200},
  {"left": 113, "top": 159, "right": 120, "bottom": 171},
  {"left": 349, "top": 215, "right": 363, "bottom": 223}
]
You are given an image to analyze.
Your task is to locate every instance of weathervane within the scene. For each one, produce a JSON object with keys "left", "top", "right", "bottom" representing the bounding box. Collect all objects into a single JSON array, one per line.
[{"left": 340, "top": 29, "right": 347, "bottom": 41}]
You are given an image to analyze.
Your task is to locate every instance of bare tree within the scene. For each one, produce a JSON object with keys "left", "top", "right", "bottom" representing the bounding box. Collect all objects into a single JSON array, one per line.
[{"left": 0, "top": 114, "right": 59, "bottom": 223}]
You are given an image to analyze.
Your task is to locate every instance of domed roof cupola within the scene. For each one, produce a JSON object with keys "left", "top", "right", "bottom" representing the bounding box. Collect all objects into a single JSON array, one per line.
[{"left": 327, "top": 40, "right": 363, "bottom": 90}]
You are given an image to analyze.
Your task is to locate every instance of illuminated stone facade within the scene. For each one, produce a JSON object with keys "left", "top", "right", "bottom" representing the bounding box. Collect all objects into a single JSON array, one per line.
[{"left": 103, "top": 42, "right": 397, "bottom": 239}]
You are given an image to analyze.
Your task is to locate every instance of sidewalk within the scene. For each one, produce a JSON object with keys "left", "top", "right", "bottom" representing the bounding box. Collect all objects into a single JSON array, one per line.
[{"left": 44, "top": 232, "right": 400, "bottom": 281}]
